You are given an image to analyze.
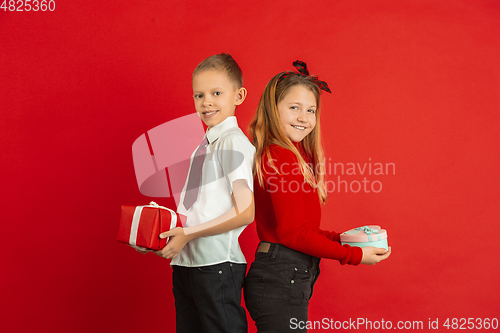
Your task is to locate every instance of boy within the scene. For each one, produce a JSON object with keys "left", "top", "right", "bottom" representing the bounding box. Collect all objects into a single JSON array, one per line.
[{"left": 156, "top": 53, "right": 255, "bottom": 333}]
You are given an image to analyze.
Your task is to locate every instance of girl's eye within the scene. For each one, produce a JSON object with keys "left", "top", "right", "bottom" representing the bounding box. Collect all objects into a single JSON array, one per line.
[
  {"left": 194, "top": 94, "right": 203, "bottom": 99},
  {"left": 214, "top": 91, "right": 221, "bottom": 96},
  {"left": 290, "top": 106, "right": 299, "bottom": 110},
  {"left": 308, "top": 109, "right": 316, "bottom": 114}
]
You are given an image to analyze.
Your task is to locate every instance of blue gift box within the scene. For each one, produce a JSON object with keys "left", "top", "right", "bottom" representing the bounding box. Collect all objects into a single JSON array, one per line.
[{"left": 340, "top": 225, "right": 388, "bottom": 250}]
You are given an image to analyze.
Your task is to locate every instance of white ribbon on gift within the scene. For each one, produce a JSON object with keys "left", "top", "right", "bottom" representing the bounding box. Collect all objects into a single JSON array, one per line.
[{"left": 129, "top": 201, "right": 178, "bottom": 248}]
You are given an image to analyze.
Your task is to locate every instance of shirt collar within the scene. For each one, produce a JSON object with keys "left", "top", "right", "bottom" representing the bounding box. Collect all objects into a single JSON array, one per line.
[{"left": 206, "top": 116, "right": 239, "bottom": 144}]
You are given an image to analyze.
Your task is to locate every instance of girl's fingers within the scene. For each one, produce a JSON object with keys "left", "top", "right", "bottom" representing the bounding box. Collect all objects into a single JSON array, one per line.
[{"left": 379, "top": 247, "right": 392, "bottom": 261}]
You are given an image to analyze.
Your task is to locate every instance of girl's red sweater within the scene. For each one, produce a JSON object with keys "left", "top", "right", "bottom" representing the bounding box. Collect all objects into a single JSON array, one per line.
[{"left": 254, "top": 144, "right": 363, "bottom": 265}]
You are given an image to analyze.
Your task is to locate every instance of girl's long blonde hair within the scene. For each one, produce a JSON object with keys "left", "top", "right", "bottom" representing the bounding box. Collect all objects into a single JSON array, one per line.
[{"left": 249, "top": 72, "right": 327, "bottom": 204}]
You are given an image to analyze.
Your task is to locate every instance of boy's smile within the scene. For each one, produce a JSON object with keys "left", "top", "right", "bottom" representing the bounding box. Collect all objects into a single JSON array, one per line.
[{"left": 192, "top": 70, "right": 246, "bottom": 129}]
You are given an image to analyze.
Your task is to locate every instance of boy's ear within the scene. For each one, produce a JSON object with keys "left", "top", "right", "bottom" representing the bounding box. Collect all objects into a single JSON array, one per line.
[{"left": 234, "top": 87, "right": 247, "bottom": 106}]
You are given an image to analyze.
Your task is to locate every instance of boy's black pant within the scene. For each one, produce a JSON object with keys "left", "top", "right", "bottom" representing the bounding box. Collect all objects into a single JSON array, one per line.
[
  {"left": 244, "top": 242, "right": 321, "bottom": 333},
  {"left": 172, "top": 262, "right": 247, "bottom": 333}
]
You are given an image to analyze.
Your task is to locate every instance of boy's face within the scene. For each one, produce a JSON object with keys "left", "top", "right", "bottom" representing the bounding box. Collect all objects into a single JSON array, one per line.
[{"left": 192, "top": 70, "right": 246, "bottom": 129}]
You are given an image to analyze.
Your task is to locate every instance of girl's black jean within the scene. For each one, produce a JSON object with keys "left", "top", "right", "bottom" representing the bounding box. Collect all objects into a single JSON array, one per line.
[{"left": 244, "top": 242, "right": 321, "bottom": 333}]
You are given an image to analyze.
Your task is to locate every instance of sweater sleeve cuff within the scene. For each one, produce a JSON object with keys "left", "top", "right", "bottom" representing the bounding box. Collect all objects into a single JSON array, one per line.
[
  {"left": 339, "top": 245, "right": 363, "bottom": 266},
  {"left": 350, "top": 246, "right": 363, "bottom": 265}
]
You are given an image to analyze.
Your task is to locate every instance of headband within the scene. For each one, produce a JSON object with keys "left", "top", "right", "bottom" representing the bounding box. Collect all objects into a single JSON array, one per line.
[{"left": 277, "top": 60, "right": 332, "bottom": 93}]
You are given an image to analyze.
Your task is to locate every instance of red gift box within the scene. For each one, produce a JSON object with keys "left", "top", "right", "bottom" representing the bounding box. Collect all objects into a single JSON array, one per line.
[{"left": 117, "top": 201, "right": 179, "bottom": 250}]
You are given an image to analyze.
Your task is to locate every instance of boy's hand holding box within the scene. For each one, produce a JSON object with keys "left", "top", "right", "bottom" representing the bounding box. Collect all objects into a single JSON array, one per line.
[
  {"left": 340, "top": 225, "right": 389, "bottom": 251},
  {"left": 117, "top": 201, "right": 180, "bottom": 250}
]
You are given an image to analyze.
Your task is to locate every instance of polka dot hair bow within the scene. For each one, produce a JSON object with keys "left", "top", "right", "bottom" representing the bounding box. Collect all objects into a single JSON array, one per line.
[{"left": 278, "top": 60, "right": 332, "bottom": 93}]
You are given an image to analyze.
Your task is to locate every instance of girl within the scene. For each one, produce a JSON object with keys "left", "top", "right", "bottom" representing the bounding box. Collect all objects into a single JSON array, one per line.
[{"left": 244, "top": 61, "right": 391, "bottom": 332}]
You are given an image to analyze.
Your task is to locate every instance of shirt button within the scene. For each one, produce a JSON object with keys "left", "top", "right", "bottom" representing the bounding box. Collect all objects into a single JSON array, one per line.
[
  {"left": 294, "top": 268, "right": 298, "bottom": 271},
  {"left": 305, "top": 269, "right": 308, "bottom": 273},
  {"left": 291, "top": 280, "right": 295, "bottom": 284},
  {"left": 219, "top": 270, "right": 223, "bottom": 274}
]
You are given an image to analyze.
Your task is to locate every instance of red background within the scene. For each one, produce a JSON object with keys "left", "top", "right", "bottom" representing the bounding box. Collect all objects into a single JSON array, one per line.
[{"left": 1, "top": 1, "right": 499, "bottom": 332}]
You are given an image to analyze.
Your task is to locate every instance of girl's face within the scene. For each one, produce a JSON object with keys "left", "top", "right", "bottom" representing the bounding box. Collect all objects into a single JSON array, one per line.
[{"left": 277, "top": 85, "right": 317, "bottom": 143}]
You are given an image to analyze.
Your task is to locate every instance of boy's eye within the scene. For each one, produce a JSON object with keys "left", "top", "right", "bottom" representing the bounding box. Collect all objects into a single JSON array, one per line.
[
  {"left": 194, "top": 94, "right": 203, "bottom": 99},
  {"left": 214, "top": 91, "right": 221, "bottom": 96}
]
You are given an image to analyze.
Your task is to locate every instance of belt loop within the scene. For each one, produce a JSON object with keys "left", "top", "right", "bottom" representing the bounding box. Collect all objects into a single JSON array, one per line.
[{"left": 271, "top": 243, "right": 279, "bottom": 260}]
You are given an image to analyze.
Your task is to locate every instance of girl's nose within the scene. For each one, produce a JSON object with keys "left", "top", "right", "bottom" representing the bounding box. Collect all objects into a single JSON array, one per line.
[{"left": 297, "top": 109, "right": 307, "bottom": 122}]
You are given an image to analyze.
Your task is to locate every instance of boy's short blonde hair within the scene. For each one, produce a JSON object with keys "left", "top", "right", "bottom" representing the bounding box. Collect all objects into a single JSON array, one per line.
[{"left": 193, "top": 53, "right": 243, "bottom": 89}]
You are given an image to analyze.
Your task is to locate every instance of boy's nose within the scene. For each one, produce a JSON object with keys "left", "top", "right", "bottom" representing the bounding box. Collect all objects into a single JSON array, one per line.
[{"left": 202, "top": 97, "right": 213, "bottom": 107}]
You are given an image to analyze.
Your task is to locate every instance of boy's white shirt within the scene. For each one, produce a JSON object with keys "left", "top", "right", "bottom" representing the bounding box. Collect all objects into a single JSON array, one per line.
[{"left": 172, "top": 116, "right": 255, "bottom": 267}]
